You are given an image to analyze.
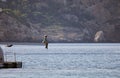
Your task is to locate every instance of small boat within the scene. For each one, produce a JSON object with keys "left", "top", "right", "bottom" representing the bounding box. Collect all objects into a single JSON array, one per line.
[
  {"left": 0, "top": 46, "right": 22, "bottom": 68},
  {"left": 6, "top": 44, "right": 13, "bottom": 47}
]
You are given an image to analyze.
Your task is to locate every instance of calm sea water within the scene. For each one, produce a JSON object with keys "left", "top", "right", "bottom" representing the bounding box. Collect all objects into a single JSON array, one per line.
[{"left": 0, "top": 43, "right": 120, "bottom": 78}]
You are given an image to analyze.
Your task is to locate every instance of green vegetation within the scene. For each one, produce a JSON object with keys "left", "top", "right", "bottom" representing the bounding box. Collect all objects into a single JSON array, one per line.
[{"left": 0, "top": 0, "right": 85, "bottom": 27}]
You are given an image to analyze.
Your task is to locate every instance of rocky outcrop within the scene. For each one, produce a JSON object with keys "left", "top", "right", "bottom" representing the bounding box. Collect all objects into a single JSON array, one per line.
[
  {"left": 0, "top": 0, "right": 120, "bottom": 42},
  {"left": 94, "top": 31, "right": 105, "bottom": 42}
]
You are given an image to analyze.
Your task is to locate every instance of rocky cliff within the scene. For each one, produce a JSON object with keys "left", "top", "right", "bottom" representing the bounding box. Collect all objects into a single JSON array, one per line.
[{"left": 0, "top": 0, "right": 120, "bottom": 42}]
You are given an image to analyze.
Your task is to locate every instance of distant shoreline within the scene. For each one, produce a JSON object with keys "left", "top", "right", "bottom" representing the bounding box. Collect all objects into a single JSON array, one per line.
[
  {"left": 0, "top": 42, "right": 119, "bottom": 45},
  {"left": 0, "top": 42, "right": 43, "bottom": 45}
]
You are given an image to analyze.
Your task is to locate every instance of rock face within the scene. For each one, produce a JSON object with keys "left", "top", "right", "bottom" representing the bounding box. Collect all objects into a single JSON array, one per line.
[
  {"left": 94, "top": 31, "right": 105, "bottom": 42},
  {"left": 0, "top": 0, "right": 120, "bottom": 42},
  {"left": 0, "top": 13, "right": 41, "bottom": 42}
]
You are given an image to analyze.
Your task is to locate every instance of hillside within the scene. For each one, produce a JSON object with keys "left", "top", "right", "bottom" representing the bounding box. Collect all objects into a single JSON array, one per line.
[{"left": 0, "top": 0, "right": 120, "bottom": 42}]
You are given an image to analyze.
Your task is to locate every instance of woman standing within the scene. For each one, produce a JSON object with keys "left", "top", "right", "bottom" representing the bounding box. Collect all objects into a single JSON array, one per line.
[{"left": 42, "top": 35, "right": 48, "bottom": 49}]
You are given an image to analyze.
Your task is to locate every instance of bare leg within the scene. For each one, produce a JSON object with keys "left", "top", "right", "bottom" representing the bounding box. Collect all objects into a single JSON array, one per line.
[{"left": 45, "top": 43, "right": 48, "bottom": 49}]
